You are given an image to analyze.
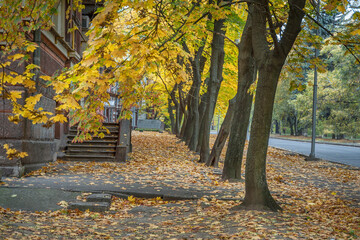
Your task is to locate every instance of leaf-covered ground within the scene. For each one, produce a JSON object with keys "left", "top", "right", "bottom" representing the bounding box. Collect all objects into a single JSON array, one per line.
[{"left": 0, "top": 131, "right": 359, "bottom": 239}]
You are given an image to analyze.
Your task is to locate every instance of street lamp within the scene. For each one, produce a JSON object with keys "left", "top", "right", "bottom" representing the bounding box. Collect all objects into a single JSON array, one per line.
[{"left": 308, "top": 0, "right": 320, "bottom": 161}]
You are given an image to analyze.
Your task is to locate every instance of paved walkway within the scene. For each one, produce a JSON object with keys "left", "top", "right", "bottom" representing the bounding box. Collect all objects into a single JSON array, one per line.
[{"left": 0, "top": 166, "right": 239, "bottom": 212}]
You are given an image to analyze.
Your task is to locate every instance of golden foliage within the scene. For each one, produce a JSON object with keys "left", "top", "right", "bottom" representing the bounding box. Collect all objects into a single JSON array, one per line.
[{"left": 3, "top": 144, "right": 28, "bottom": 160}]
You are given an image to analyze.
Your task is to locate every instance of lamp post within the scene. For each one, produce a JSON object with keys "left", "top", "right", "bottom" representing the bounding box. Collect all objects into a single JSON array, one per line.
[{"left": 308, "top": 0, "right": 320, "bottom": 161}]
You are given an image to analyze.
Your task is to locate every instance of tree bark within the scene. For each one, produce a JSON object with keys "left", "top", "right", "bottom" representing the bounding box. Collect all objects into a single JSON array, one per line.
[
  {"left": 199, "top": 17, "right": 227, "bottom": 163},
  {"left": 288, "top": 116, "right": 295, "bottom": 135},
  {"left": 222, "top": 18, "right": 255, "bottom": 180},
  {"left": 206, "top": 97, "right": 236, "bottom": 167},
  {"left": 168, "top": 97, "right": 175, "bottom": 133},
  {"left": 240, "top": 0, "right": 305, "bottom": 211},
  {"left": 183, "top": 88, "right": 195, "bottom": 143},
  {"left": 242, "top": 61, "right": 283, "bottom": 211},
  {"left": 168, "top": 84, "right": 180, "bottom": 135},
  {"left": 274, "top": 120, "right": 280, "bottom": 134},
  {"left": 188, "top": 47, "right": 206, "bottom": 151},
  {"left": 196, "top": 77, "right": 209, "bottom": 152},
  {"left": 178, "top": 83, "right": 187, "bottom": 138}
]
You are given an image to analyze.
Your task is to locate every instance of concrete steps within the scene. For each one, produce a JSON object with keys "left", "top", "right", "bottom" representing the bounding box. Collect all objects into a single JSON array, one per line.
[
  {"left": 63, "top": 155, "right": 116, "bottom": 162},
  {"left": 66, "top": 149, "right": 116, "bottom": 156},
  {"left": 67, "top": 135, "right": 118, "bottom": 140},
  {"left": 65, "top": 123, "right": 119, "bottom": 162}
]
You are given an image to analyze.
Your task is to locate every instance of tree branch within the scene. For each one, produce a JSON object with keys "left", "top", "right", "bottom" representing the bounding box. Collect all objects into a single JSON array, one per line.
[
  {"left": 294, "top": 5, "right": 360, "bottom": 64},
  {"left": 208, "top": 30, "right": 239, "bottom": 48}
]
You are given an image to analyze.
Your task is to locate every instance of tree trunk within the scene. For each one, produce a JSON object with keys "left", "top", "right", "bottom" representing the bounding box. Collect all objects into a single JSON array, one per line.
[
  {"left": 168, "top": 98, "right": 175, "bottom": 133},
  {"left": 288, "top": 117, "right": 295, "bottom": 136},
  {"left": 240, "top": 0, "right": 305, "bottom": 211},
  {"left": 178, "top": 83, "right": 187, "bottom": 138},
  {"left": 242, "top": 61, "right": 282, "bottom": 211},
  {"left": 274, "top": 120, "right": 280, "bottom": 134},
  {"left": 188, "top": 45, "right": 206, "bottom": 151},
  {"left": 336, "top": 134, "right": 344, "bottom": 140},
  {"left": 199, "top": 17, "right": 227, "bottom": 163},
  {"left": 222, "top": 18, "right": 255, "bottom": 180},
  {"left": 174, "top": 100, "right": 182, "bottom": 136},
  {"left": 183, "top": 91, "right": 195, "bottom": 144},
  {"left": 169, "top": 84, "right": 180, "bottom": 135},
  {"left": 182, "top": 60, "right": 196, "bottom": 144},
  {"left": 294, "top": 115, "right": 299, "bottom": 136},
  {"left": 196, "top": 77, "right": 210, "bottom": 152},
  {"left": 206, "top": 97, "right": 236, "bottom": 167}
]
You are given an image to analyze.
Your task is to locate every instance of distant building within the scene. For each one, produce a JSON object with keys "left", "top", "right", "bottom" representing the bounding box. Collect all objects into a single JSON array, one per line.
[{"left": 0, "top": 1, "right": 99, "bottom": 176}]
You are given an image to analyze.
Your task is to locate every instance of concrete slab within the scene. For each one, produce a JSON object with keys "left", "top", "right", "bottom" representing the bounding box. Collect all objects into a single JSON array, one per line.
[
  {"left": 87, "top": 193, "right": 112, "bottom": 203},
  {"left": 0, "top": 174, "right": 241, "bottom": 201},
  {"left": 0, "top": 188, "right": 79, "bottom": 212},
  {"left": 68, "top": 201, "right": 110, "bottom": 212}
]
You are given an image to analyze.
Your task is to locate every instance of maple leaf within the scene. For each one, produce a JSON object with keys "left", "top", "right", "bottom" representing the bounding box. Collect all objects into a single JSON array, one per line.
[
  {"left": 50, "top": 114, "right": 68, "bottom": 123},
  {"left": 3, "top": 144, "right": 28, "bottom": 160},
  {"left": 8, "top": 53, "right": 25, "bottom": 61},
  {"left": 127, "top": 196, "right": 136, "bottom": 202},
  {"left": 26, "top": 43, "right": 38, "bottom": 52}
]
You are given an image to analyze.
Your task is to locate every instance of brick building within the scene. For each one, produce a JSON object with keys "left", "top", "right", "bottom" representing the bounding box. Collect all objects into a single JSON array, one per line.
[{"left": 0, "top": 0, "right": 99, "bottom": 176}]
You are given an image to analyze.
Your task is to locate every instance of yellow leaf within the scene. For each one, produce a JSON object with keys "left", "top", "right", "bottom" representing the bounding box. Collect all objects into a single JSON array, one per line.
[
  {"left": 3, "top": 144, "right": 28, "bottom": 160},
  {"left": 50, "top": 114, "right": 68, "bottom": 123},
  {"left": 337, "top": 5, "right": 346, "bottom": 13},
  {"left": 127, "top": 195, "right": 135, "bottom": 202},
  {"left": 26, "top": 44, "right": 38, "bottom": 52},
  {"left": 9, "top": 75, "right": 23, "bottom": 85},
  {"left": 350, "top": 29, "right": 360, "bottom": 35},
  {"left": 8, "top": 53, "right": 25, "bottom": 61},
  {"left": 98, "top": 132, "right": 105, "bottom": 138},
  {"left": 82, "top": 55, "right": 98, "bottom": 67},
  {"left": 23, "top": 78, "right": 36, "bottom": 89},
  {"left": 40, "top": 75, "right": 52, "bottom": 81},
  {"left": 8, "top": 115, "right": 20, "bottom": 124},
  {"left": 25, "top": 94, "right": 42, "bottom": 109},
  {"left": 9, "top": 91, "right": 23, "bottom": 100}
]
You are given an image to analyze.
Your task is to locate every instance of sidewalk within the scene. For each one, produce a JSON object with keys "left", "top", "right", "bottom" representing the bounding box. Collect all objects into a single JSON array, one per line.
[{"left": 0, "top": 169, "right": 241, "bottom": 212}]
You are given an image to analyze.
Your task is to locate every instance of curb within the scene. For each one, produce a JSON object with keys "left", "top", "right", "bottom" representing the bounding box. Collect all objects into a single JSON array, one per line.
[
  {"left": 270, "top": 136, "right": 360, "bottom": 148},
  {"left": 269, "top": 145, "right": 360, "bottom": 170}
]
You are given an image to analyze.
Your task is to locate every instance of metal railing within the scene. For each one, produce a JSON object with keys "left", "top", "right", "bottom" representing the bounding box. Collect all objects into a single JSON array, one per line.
[{"left": 103, "top": 106, "right": 121, "bottom": 123}]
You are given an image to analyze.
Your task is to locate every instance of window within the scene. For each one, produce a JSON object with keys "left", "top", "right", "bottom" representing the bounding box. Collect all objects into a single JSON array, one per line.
[{"left": 51, "top": 0, "right": 65, "bottom": 37}]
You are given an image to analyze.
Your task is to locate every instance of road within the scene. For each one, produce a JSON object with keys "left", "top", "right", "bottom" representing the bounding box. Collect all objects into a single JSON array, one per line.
[{"left": 268, "top": 138, "right": 360, "bottom": 168}]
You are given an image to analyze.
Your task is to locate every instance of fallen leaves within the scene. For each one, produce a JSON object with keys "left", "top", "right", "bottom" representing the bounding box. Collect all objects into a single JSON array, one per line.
[{"left": 0, "top": 131, "right": 359, "bottom": 239}]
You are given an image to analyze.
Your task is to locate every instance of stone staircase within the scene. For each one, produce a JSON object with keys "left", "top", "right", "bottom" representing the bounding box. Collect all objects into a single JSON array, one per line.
[{"left": 65, "top": 121, "right": 131, "bottom": 162}]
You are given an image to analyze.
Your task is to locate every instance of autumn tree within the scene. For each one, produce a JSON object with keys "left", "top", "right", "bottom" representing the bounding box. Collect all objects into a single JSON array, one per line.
[
  {"left": 224, "top": 0, "right": 305, "bottom": 211},
  {"left": 0, "top": 0, "right": 84, "bottom": 158}
]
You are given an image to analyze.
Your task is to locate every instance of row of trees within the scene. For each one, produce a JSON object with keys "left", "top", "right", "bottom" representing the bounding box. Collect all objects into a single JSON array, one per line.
[{"left": 1, "top": 0, "right": 359, "bottom": 211}]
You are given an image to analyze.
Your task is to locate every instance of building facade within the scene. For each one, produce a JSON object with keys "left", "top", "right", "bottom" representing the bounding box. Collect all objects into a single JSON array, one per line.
[{"left": 0, "top": 0, "right": 98, "bottom": 176}]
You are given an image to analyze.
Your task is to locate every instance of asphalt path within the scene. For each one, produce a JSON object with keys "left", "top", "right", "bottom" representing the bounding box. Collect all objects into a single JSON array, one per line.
[{"left": 268, "top": 138, "right": 360, "bottom": 168}]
